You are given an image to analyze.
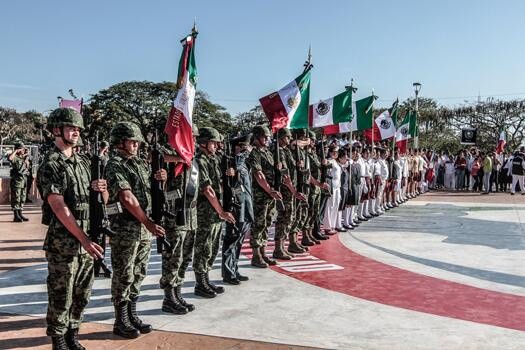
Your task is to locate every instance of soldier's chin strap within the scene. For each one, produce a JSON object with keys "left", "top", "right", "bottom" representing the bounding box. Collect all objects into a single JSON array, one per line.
[{"left": 59, "top": 126, "right": 77, "bottom": 146}]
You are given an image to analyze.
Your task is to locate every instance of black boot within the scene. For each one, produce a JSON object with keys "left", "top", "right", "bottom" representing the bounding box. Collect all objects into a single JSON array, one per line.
[
  {"left": 194, "top": 272, "right": 217, "bottom": 298},
  {"left": 128, "top": 297, "right": 152, "bottom": 333},
  {"left": 162, "top": 287, "right": 188, "bottom": 314},
  {"left": 51, "top": 335, "right": 68, "bottom": 350},
  {"left": 65, "top": 327, "right": 85, "bottom": 350},
  {"left": 13, "top": 210, "right": 22, "bottom": 222},
  {"left": 205, "top": 273, "right": 225, "bottom": 294},
  {"left": 175, "top": 285, "right": 194, "bottom": 312},
  {"left": 113, "top": 301, "right": 140, "bottom": 339},
  {"left": 18, "top": 210, "right": 29, "bottom": 221}
]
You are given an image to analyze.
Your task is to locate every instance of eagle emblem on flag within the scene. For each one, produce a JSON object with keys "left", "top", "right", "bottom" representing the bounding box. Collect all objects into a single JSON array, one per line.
[{"left": 316, "top": 101, "right": 330, "bottom": 115}]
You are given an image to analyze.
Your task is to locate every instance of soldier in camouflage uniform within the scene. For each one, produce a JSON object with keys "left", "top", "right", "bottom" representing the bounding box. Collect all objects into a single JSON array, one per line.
[
  {"left": 105, "top": 122, "right": 167, "bottom": 339},
  {"left": 273, "top": 128, "right": 306, "bottom": 258},
  {"left": 305, "top": 130, "right": 330, "bottom": 241},
  {"left": 8, "top": 141, "right": 30, "bottom": 222},
  {"left": 193, "top": 127, "right": 236, "bottom": 298},
  {"left": 37, "top": 107, "right": 106, "bottom": 350},
  {"left": 246, "top": 125, "right": 283, "bottom": 267},
  {"left": 159, "top": 125, "right": 200, "bottom": 314}
]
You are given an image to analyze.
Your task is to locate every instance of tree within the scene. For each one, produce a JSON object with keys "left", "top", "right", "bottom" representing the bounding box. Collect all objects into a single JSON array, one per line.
[
  {"left": 233, "top": 105, "right": 268, "bottom": 135},
  {"left": 0, "top": 107, "right": 43, "bottom": 145}
]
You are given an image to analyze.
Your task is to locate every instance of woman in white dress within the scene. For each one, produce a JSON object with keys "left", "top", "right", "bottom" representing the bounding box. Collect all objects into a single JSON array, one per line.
[{"left": 323, "top": 145, "right": 342, "bottom": 235}]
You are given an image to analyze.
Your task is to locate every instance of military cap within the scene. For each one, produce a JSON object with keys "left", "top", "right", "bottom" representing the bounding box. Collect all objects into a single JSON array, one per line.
[
  {"left": 192, "top": 124, "right": 199, "bottom": 136},
  {"left": 47, "top": 107, "right": 84, "bottom": 131},
  {"left": 100, "top": 140, "right": 109, "bottom": 148},
  {"left": 197, "top": 127, "right": 221, "bottom": 143},
  {"left": 252, "top": 125, "right": 272, "bottom": 138},
  {"left": 231, "top": 133, "right": 252, "bottom": 148},
  {"left": 277, "top": 128, "right": 292, "bottom": 138},
  {"left": 291, "top": 128, "right": 309, "bottom": 138},
  {"left": 308, "top": 130, "right": 316, "bottom": 140},
  {"left": 110, "top": 122, "right": 145, "bottom": 145},
  {"left": 13, "top": 140, "right": 24, "bottom": 150}
]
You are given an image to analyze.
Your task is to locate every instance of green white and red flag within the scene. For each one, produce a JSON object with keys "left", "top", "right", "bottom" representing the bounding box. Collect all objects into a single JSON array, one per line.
[
  {"left": 395, "top": 110, "right": 412, "bottom": 153},
  {"left": 323, "top": 95, "right": 376, "bottom": 135},
  {"left": 496, "top": 130, "right": 506, "bottom": 154},
  {"left": 165, "top": 29, "right": 198, "bottom": 176},
  {"left": 310, "top": 89, "right": 353, "bottom": 128}
]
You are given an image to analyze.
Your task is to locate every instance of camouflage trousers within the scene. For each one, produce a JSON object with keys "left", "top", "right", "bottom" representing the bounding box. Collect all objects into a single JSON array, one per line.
[
  {"left": 160, "top": 219, "right": 195, "bottom": 289},
  {"left": 110, "top": 233, "right": 152, "bottom": 305},
  {"left": 10, "top": 182, "right": 26, "bottom": 210},
  {"left": 251, "top": 189, "right": 276, "bottom": 248},
  {"left": 305, "top": 189, "right": 321, "bottom": 230},
  {"left": 274, "top": 190, "right": 294, "bottom": 241},
  {"left": 290, "top": 193, "right": 309, "bottom": 233},
  {"left": 45, "top": 252, "right": 94, "bottom": 336},
  {"left": 193, "top": 219, "right": 222, "bottom": 274}
]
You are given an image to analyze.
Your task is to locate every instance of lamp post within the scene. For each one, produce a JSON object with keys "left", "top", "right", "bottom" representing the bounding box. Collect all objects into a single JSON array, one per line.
[{"left": 413, "top": 82, "right": 422, "bottom": 148}]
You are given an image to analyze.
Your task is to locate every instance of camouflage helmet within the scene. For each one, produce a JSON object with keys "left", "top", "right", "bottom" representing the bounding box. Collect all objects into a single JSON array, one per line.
[
  {"left": 13, "top": 140, "right": 24, "bottom": 150},
  {"left": 308, "top": 130, "right": 316, "bottom": 140},
  {"left": 197, "top": 127, "right": 221, "bottom": 143},
  {"left": 252, "top": 125, "right": 272, "bottom": 138},
  {"left": 192, "top": 124, "right": 199, "bottom": 136},
  {"left": 47, "top": 108, "right": 84, "bottom": 131},
  {"left": 292, "top": 128, "right": 309, "bottom": 138},
  {"left": 110, "top": 122, "right": 145, "bottom": 145},
  {"left": 99, "top": 140, "right": 109, "bottom": 148},
  {"left": 277, "top": 128, "right": 292, "bottom": 139}
]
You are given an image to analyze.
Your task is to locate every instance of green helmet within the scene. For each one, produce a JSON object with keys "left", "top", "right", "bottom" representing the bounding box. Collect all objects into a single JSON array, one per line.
[
  {"left": 252, "top": 125, "right": 272, "bottom": 138},
  {"left": 13, "top": 140, "right": 24, "bottom": 150},
  {"left": 100, "top": 140, "right": 109, "bottom": 148},
  {"left": 197, "top": 127, "right": 221, "bottom": 143},
  {"left": 277, "top": 128, "right": 292, "bottom": 138},
  {"left": 47, "top": 108, "right": 84, "bottom": 131},
  {"left": 292, "top": 128, "right": 309, "bottom": 138},
  {"left": 110, "top": 122, "right": 145, "bottom": 145},
  {"left": 308, "top": 130, "right": 316, "bottom": 140}
]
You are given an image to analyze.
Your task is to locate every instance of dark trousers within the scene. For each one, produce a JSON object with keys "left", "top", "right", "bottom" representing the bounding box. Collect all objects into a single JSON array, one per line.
[
  {"left": 222, "top": 221, "right": 250, "bottom": 280},
  {"left": 314, "top": 193, "right": 329, "bottom": 235}
]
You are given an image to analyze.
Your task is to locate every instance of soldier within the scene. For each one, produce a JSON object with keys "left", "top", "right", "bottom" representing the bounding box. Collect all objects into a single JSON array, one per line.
[
  {"left": 36, "top": 108, "right": 106, "bottom": 350},
  {"left": 105, "top": 122, "right": 167, "bottom": 339},
  {"left": 193, "top": 127, "right": 236, "bottom": 298},
  {"left": 8, "top": 141, "right": 30, "bottom": 222},
  {"left": 247, "top": 125, "right": 283, "bottom": 268},
  {"left": 221, "top": 133, "right": 254, "bottom": 284},
  {"left": 160, "top": 125, "right": 200, "bottom": 314},
  {"left": 274, "top": 128, "right": 306, "bottom": 258}
]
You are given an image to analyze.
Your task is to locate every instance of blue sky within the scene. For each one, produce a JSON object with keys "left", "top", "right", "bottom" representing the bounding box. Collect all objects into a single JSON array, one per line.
[{"left": 1, "top": 0, "right": 524, "bottom": 116}]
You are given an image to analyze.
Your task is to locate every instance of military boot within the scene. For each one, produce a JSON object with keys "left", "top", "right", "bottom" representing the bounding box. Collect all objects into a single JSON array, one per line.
[
  {"left": 64, "top": 327, "right": 85, "bottom": 350},
  {"left": 128, "top": 297, "right": 152, "bottom": 333},
  {"left": 13, "top": 210, "right": 22, "bottom": 223},
  {"left": 260, "top": 246, "right": 277, "bottom": 266},
  {"left": 51, "top": 335, "right": 69, "bottom": 350},
  {"left": 272, "top": 239, "right": 292, "bottom": 260},
  {"left": 307, "top": 229, "right": 321, "bottom": 245},
  {"left": 194, "top": 273, "right": 217, "bottom": 298},
  {"left": 250, "top": 247, "right": 269, "bottom": 268},
  {"left": 113, "top": 301, "right": 140, "bottom": 339},
  {"left": 205, "top": 273, "right": 225, "bottom": 294},
  {"left": 282, "top": 239, "right": 295, "bottom": 258},
  {"left": 301, "top": 230, "right": 316, "bottom": 246},
  {"left": 162, "top": 287, "right": 188, "bottom": 314},
  {"left": 175, "top": 285, "right": 194, "bottom": 311},
  {"left": 18, "top": 210, "right": 29, "bottom": 221},
  {"left": 288, "top": 232, "right": 306, "bottom": 254}
]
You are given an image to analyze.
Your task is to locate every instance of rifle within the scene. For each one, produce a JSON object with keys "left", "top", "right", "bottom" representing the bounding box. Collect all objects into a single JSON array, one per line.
[
  {"left": 150, "top": 130, "right": 174, "bottom": 254},
  {"left": 221, "top": 135, "right": 239, "bottom": 213},
  {"left": 88, "top": 132, "right": 113, "bottom": 278},
  {"left": 319, "top": 138, "right": 332, "bottom": 195},
  {"left": 273, "top": 132, "right": 285, "bottom": 211}
]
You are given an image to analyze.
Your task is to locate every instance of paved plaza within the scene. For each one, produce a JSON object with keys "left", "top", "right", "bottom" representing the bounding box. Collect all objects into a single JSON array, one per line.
[{"left": 1, "top": 192, "right": 525, "bottom": 349}]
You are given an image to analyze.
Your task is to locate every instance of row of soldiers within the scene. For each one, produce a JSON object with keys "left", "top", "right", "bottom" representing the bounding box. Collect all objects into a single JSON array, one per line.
[{"left": 36, "top": 107, "right": 421, "bottom": 350}]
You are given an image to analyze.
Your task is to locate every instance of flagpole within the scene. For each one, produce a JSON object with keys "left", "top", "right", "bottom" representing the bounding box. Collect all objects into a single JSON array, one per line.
[
  {"left": 371, "top": 89, "right": 375, "bottom": 148},
  {"left": 345, "top": 79, "right": 357, "bottom": 200}
]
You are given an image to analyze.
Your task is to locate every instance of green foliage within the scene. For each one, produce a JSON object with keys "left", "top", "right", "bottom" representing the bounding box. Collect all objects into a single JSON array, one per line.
[
  {"left": 233, "top": 105, "right": 269, "bottom": 135},
  {"left": 0, "top": 107, "right": 43, "bottom": 145}
]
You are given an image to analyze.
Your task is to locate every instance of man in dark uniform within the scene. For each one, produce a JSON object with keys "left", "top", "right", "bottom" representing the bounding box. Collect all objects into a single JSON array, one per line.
[{"left": 221, "top": 133, "right": 254, "bottom": 284}]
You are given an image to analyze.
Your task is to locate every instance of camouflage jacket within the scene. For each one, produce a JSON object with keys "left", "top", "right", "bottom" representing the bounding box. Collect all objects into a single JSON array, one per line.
[
  {"left": 37, "top": 146, "right": 91, "bottom": 256},
  {"left": 196, "top": 150, "right": 223, "bottom": 223},
  {"left": 247, "top": 146, "right": 275, "bottom": 193},
  {"left": 308, "top": 149, "right": 321, "bottom": 194},
  {"left": 105, "top": 152, "right": 151, "bottom": 237},
  {"left": 292, "top": 146, "right": 310, "bottom": 193},
  {"left": 10, "top": 155, "right": 30, "bottom": 187}
]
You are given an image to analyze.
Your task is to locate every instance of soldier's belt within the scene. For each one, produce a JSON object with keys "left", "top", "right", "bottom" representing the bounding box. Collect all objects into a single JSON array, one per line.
[
  {"left": 106, "top": 202, "right": 123, "bottom": 216},
  {"left": 166, "top": 190, "right": 182, "bottom": 201}
]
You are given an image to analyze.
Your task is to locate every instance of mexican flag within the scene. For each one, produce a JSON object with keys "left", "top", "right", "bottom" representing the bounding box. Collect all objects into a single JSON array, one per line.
[
  {"left": 310, "top": 89, "right": 353, "bottom": 128},
  {"left": 165, "top": 30, "right": 198, "bottom": 176},
  {"left": 260, "top": 71, "right": 311, "bottom": 131},
  {"left": 395, "top": 110, "right": 412, "bottom": 153},
  {"left": 365, "top": 99, "right": 398, "bottom": 142},
  {"left": 409, "top": 109, "right": 418, "bottom": 138},
  {"left": 496, "top": 130, "right": 506, "bottom": 154},
  {"left": 323, "top": 95, "right": 376, "bottom": 135}
]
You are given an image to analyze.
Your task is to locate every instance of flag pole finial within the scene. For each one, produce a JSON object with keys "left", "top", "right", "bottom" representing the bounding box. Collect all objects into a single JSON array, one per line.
[
  {"left": 192, "top": 18, "right": 198, "bottom": 35},
  {"left": 345, "top": 78, "right": 357, "bottom": 93},
  {"left": 303, "top": 45, "right": 313, "bottom": 73}
]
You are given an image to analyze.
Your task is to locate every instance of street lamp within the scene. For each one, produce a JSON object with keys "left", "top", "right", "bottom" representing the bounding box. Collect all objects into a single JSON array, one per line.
[{"left": 413, "top": 82, "right": 422, "bottom": 147}]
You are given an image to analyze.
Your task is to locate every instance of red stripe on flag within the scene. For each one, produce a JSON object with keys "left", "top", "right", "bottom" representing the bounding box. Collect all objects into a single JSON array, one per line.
[
  {"left": 259, "top": 92, "right": 287, "bottom": 132},
  {"left": 323, "top": 124, "right": 339, "bottom": 135},
  {"left": 165, "top": 107, "right": 194, "bottom": 177}
]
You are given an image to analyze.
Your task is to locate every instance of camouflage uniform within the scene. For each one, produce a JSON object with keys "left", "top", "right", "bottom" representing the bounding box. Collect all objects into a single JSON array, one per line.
[
  {"left": 290, "top": 143, "right": 310, "bottom": 234},
  {"left": 274, "top": 130, "right": 296, "bottom": 242},
  {"left": 105, "top": 151, "right": 152, "bottom": 305},
  {"left": 306, "top": 144, "right": 322, "bottom": 231},
  {"left": 246, "top": 143, "right": 276, "bottom": 249},
  {"left": 36, "top": 108, "right": 94, "bottom": 340},
  {"left": 9, "top": 143, "right": 29, "bottom": 211}
]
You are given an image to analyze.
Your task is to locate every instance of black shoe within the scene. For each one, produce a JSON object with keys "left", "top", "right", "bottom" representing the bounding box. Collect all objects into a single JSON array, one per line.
[
  {"left": 205, "top": 274, "right": 225, "bottom": 294},
  {"left": 313, "top": 233, "right": 329, "bottom": 240},
  {"left": 223, "top": 277, "right": 241, "bottom": 285},
  {"left": 162, "top": 298, "right": 189, "bottom": 314},
  {"left": 336, "top": 227, "right": 347, "bottom": 232},
  {"left": 128, "top": 297, "right": 153, "bottom": 333},
  {"left": 13, "top": 210, "right": 22, "bottom": 222},
  {"left": 18, "top": 210, "right": 29, "bottom": 221},
  {"left": 194, "top": 273, "right": 217, "bottom": 298},
  {"left": 174, "top": 285, "right": 194, "bottom": 312},
  {"left": 65, "top": 327, "right": 85, "bottom": 350},
  {"left": 51, "top": 335, "right": 69, "bottom": 350},
  {"left": 113, "top": 302, "right": 140, "bottom": 339},
  {"left": 236, "top": 274, "right": 249, "bottom": 281},
  {"left": 364, "top": 215, "right": 373, "bottom": 219},
  {"left": 342, "top": 225, "right": 352, "bottom": 230}
]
